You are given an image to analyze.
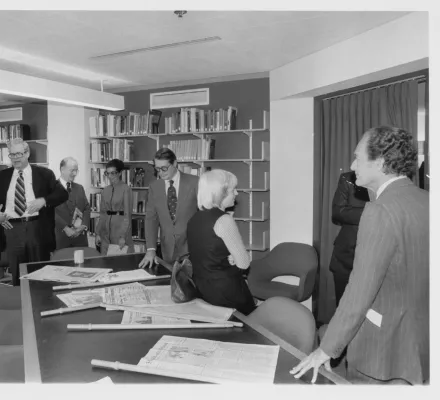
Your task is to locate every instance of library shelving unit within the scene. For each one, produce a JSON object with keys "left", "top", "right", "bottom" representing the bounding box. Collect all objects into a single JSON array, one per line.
[
  {"left": 87, "top": 110, "right": 270, "bottom": 259},
  {"left": 0, "top": 124, "right": 49, "bottom": 168}
]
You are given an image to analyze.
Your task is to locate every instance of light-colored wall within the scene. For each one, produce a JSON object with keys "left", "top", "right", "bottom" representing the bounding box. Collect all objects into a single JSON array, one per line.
[
  {"left": 47, "top": 102, "right": 89, "bottom": 190},
  {"left": 269, "top": 11, "right": 429, "bottom": 248}
]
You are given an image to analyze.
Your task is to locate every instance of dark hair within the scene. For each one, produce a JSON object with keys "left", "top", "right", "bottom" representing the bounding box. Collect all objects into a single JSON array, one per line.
[
  {"left": 154, "top": 148, "right": 176, "bottom": 164},
  {"left": 105, "top": 158, "right": 125, "bottom": 173},
  {"left": 364, "top": 126, "right": 417, "bottom": 178}
]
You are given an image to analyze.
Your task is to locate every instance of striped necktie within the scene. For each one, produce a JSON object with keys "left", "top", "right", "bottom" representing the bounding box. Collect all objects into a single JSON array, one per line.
[
  {"left": 66, "top": 182, "right": 72, "bottom": 193},
  {"left": 15, "top": 170, "right": 26, "bottom": 216}
]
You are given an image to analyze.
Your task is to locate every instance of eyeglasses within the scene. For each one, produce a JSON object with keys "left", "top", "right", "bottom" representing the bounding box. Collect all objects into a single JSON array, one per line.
[
  {"left": 8, "top": 151, "right": 28, "bottom": 159},
  {"left": 154, "top": 164, "right": 173, "bottom": 173},
  {"left": 104, "top": 171, "right": 119, "bottom": 176}
]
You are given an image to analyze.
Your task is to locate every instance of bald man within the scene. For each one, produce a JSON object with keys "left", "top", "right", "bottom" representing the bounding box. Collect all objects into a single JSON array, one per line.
[{"left": 54, "top": 157, "right": 90, "bottom": 250}]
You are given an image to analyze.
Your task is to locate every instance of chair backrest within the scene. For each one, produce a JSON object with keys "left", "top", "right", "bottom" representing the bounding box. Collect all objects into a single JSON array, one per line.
[
  {"left": 247, "top": 296, "right": 316, "bottom": 354},
  {"left": 51, "top": 247, "right": 101, "bottom": 261},
  {"left": 266, "top": 242, "right": 318, "bottom": 275}
]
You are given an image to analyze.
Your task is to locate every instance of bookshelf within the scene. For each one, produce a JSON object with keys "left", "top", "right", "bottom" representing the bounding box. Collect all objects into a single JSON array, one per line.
[
  {"left": 86, "top": 109, "right": 270, "bottom": 259},
  {"left": 0, "top": 123, "right": 48, "bottom": 167}
]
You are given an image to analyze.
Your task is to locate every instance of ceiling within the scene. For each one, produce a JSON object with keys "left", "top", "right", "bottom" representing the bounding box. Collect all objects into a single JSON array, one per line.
[{"left": 0, "top": 10, "right": 410, "bottom": 98}]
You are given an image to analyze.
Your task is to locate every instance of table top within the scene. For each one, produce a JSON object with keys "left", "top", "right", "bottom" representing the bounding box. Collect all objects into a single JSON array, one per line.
[{"left": 20, "top": 253, "right": 349, "bottom": 384}]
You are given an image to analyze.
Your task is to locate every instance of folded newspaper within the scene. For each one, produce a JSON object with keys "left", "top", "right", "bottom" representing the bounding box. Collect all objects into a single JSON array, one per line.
[
  {"left": 138, "top": 335, "right": 280, "bottom": 383},
  {"left": 20, "top": 265, "right": 112, "bottom": 283}
]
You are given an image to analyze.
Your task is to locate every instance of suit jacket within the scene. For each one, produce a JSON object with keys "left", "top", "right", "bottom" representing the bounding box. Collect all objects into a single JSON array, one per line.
[
  {"left": 0, "top": 165, "right": 68, "bottom": 252},
  {"left": 321, "top": 178, "right": 429, "bottom": 384},
  {"left": 146, "top": 172, "right": 199, "bottom": 263},
  {"left": 329, "top": 172, "right": 369, "bottom": 275},
  {"left": 54, "top": 181, "right": 90, "bottom": 250}
]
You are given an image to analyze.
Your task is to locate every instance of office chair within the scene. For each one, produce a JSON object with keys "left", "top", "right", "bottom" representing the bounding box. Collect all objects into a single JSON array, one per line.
[
  {"left": 247, "top": 242, "right": 318, "bottom": 302},
  {"left": 51, "top": 246, "right": 101, "bottom": 261},
  {"left": 0, "top": 345, "right": 24, "bottom": 382},
  {"left": 247, "top": 296, "right": 316, "bottom": 354}
]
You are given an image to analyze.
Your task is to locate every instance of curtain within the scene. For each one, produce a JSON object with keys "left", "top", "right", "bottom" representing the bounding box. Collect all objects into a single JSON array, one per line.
[{"left": 316, "top": 80, "right": 419, "bottom": 324}]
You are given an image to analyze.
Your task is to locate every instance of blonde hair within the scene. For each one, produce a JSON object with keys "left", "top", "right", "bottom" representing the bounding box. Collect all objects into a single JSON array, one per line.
[
  {"left": 197, "top": 169, "right": 238, "bottom": 210},
  {"left": 7, "top": 138, "right": 30, "bottom": 153}
]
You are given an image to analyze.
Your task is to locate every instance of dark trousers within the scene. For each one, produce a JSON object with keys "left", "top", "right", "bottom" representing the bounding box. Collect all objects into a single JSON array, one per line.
[{"left": 4, "top": 220, "right": 50, "bottom": 286}]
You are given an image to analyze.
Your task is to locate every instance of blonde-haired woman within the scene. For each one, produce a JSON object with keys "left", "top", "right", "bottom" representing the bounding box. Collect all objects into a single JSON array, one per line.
[{"left": 187, "top": 169, "right": 256, "bottom": 315}]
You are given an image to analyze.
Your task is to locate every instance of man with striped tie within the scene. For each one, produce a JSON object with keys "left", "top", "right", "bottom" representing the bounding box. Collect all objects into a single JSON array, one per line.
[{"left": 0, "top": 138, "right": 68, "bottom": 286}]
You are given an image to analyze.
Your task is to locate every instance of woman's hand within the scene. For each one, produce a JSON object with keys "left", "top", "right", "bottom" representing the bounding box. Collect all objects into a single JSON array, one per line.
[
  {"left": 95, "top": 235, "right": 101, "bottom": 246},
  {"left": 228, "top": 255, "right": 236, "bottom": 266},
  {"left": 118, "top": 237, "right": 126, "bottom": 249}
]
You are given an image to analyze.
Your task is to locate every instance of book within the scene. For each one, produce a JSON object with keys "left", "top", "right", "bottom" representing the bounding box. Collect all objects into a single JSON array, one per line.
[{"left": 72, "top": 207, "right": 83, "bottom": 228}]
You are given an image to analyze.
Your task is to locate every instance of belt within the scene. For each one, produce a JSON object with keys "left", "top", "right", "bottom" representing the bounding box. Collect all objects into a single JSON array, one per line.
[
  {"left": 106, "top": 211, "right": 125, "bottom": 216},
  {"left": 9, "top": 215, "right": 39, "bottom": 223}
]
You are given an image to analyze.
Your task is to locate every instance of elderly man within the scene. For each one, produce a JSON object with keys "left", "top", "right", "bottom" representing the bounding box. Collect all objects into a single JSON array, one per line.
[
  {"left": 0, "top": 138, "right": 68, "bottom": 285},
  {"left": 291, "top": 126, "right": 429, "bottom": 384},
  {"left": 54, "top": 157, "right": 90, "bottom": 250},
  {"left": 138, "top": 148, "right": 199, "bottom": 268}
]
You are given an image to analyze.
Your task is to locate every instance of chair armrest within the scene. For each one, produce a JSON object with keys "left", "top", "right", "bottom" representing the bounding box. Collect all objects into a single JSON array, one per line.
[{"left": 296, "top": 267, "right": 318, "bottom": 302}]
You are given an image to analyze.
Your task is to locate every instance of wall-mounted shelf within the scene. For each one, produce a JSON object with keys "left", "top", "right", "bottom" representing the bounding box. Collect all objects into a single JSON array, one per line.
[
  {"left": 244, "top": 231, "right": 270, "bottom": 252},
  {"left": 234, "top": 202, "right": 269, "bottom": 222}
]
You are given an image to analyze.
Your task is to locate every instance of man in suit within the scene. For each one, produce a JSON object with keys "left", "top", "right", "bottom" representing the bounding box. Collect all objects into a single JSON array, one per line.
[
  {"left": 138, "top": 148, "right": 199, "bottom": 268},
  {"left": 291, "top": 126, "right": 429, "bottom": 384},
  {"left": 329, "top": 171, "right": 370, "bottom": 307},
  {"left": 0, "top": 138, "right": 68, "bottom": 285},
  {"left": 54, "top": 157, "right": 90, "bottom": 250}
]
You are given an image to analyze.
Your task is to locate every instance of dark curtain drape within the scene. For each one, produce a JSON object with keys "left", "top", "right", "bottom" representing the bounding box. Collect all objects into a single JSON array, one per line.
[{"left": 316, "top": 80, "right": 419, "bottom": 324}]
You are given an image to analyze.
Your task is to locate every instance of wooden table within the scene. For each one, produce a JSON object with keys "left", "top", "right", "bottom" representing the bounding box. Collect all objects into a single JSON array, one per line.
[{"left": 20, "top": 253, "right": 349, "bottom": 384}]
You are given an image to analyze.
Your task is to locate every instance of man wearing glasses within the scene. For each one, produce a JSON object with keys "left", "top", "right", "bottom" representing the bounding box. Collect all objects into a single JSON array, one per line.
[
  {"left": 139, "top": 148, "right": 199, "bottom": 268},
  {"left": 0, "top": 138, "right": 68, "bottom": 285}
]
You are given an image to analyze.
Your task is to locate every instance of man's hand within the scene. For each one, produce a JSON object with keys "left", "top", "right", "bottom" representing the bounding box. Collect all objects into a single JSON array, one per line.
[
  {"left": 72, "top": 226, "right": 87, "bottom": 238},
  {"left": 138, "top": 249, "right": 157, "bottom": 269},
  {"left": 95, "top": 235, "right": 101, "bottom": 246},
  {"left": 289, "top": 348, "right": 332, "bottom": 384},
  {"left": 118, "top": 237, "right": 126, "bottom": 249},
  {"left": 27, "top": 198, "right": 46, "bottom": 214},
  {"left": 0, "top": 204, "right": 12, "bottom": 229},
  {"left": 63, "top": 226, "right": 76, "bottom": 238}
]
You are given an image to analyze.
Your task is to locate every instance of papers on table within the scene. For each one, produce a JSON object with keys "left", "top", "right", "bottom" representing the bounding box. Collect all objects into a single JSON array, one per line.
[
  {"left": 20, "top": 265, "right": 112, "bottom": 283},
  {"left": 138, "top": 335, "right": 280, "bottom": 383},
  {"left": 57, "top": 282, "right": 151, "bottom": 307},
  {"left": 90, "top": 376, "right": 114, "bottom": 384},
  {"left": 97, "top": 269, "right": 157, "bottom": 284},
  {"left": 107, "top": 244, "right": 128, "bottom": 255},
  {"left": 121, "top": 311, "right": 188, "bottom": 325},
  {"left": 135, "top": 297, "right": 234, "bottom": 322}
]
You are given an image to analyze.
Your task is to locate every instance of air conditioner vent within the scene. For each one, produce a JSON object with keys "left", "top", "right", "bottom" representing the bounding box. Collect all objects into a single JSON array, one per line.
[{"left": 150, "top": 88, "right": 209, "bottom": 109}]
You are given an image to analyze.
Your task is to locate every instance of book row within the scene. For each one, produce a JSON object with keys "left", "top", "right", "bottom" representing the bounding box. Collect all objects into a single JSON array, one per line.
[
  {"left": 164, "top": 138, "right": 216, "bottom": 161},
  {"left": 0, "top": 124, "right": 31, "bottom": 142},
  {"left": 90, "top": 139, "right": 134, "bottom": 162},
  {"left": 164, "top": 106, "right": 237, "bottom": 134},
  {"left": 89, "top": 110, "right": 162, "bottom": 137}
]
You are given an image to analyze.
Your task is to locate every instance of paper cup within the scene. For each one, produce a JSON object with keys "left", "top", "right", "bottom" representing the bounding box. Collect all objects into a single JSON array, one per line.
[{"left": 74, "top": 250, "right": 84, "bottom": 265}]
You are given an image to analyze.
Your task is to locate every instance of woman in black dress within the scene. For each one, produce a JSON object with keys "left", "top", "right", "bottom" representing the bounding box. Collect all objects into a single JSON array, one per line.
[{"left": 187, "top": 169, "right": 256, "bottom": 315}]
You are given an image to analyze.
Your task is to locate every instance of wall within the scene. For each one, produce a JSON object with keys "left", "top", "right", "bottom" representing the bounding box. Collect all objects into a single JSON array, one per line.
[
  {"left": 47, "top": 102, "right": 89, "bottom": 188},
  {"left": 269, "top": 11, "right": 429, "bottom": 249}
]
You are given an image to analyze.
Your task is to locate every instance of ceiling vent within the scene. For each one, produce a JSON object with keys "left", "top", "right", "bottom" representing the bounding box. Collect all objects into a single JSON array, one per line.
[
  {"left": 0, "top": 107, "right": 22, "bottom": 122},
  {"left": 90, "top": 36, "right": 221, "bottom": 60},
  {"left": 151, "top": 88, "right": 209, "bottom": 109}
]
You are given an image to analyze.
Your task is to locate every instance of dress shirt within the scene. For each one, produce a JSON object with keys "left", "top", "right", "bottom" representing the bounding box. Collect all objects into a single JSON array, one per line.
[
  {"left": 5, "top": 164, "right": 38, "bottom": 218},
  {"left": 376, "top": 176, "right": 407, "bottom": 199},
  {"left": 59, "top": 177, "right": 69, "bottom": 190}
]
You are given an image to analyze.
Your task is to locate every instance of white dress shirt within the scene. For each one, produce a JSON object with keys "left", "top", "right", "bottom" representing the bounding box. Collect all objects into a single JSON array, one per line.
[
  {"left": 5, "top": 164, "right": 38, "bottom": 218},
  {"left": 59, "top": 177, "right": 69, "bottom": 191},
  {"left": 376, "top": 175, "right": 407, "bottom": 199}
]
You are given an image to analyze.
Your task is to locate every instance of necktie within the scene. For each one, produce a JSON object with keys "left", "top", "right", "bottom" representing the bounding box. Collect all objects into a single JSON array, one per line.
[
  {"left": 66, "top": 182, "right": 72, "bottom": 193},
  {"left": 167, "top": 180, "right": 177, "bottom": 223},
  {"left": 14, "top": 170, "right": 26, "bottom": 216}
]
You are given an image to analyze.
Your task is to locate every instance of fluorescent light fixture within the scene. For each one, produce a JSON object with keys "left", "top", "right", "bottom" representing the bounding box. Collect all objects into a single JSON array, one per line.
[{"left": 0, "top": 69, "right": 124, "bottom": 111}]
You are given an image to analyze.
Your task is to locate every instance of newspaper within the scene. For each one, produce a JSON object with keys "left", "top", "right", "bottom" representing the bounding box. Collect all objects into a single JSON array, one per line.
[
  {"left": 138, "top": 335, "right": 280, "bottom": 383},
  {"left": 136, "top": 298, "right": 234, "bottom": 321},
  {"left": 121, "top": 311, "right": 188, "bottom": 325},
  {"left": 20, "top": 265, "right": 112, "bottom": 283},
  {"left": 57, "top": 282, "right": 152, "bottom": 307},
  {"left": 97, "top": 269, "right": 159, "bottom": 284},
  {"left": 107, "top": 244, "right": 128, "bottom": 255}
]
